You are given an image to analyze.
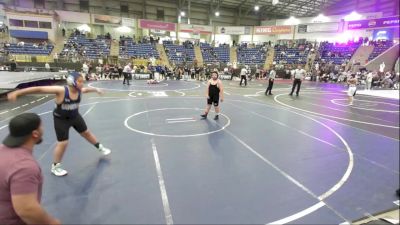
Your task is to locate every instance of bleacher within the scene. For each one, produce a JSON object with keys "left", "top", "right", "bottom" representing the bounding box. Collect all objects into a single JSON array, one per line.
[
  {"left": 164, "top": 41, "right": 195, "bottom": 65},
  {"left": 119, "top": 37, "right": 159, "bottom": 59},
  {"left": 318, "top": 41, "right": 361, "bottom": 65},
  {"left": 368, "top": 40, "right": 394, "bottom": 61},
  {"left": 60, "top": 34, "right": 110, "bottom": 59},
  {"left": 274, "top": 46, "right": 310, "bottom": 65},
  {"left": 5, "top": 43, "right": 53, "bottom": 55},
  {"left": 200, "top": 43, "right": 230, "bottom": 64},
  {"left": 237, "top": 45, "right": 266, "bottom": 65}
]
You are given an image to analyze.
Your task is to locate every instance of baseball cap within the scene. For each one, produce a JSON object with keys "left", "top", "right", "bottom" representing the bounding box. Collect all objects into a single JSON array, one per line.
[{"left": 3, "top": 113, "right": 41, "bottom": 148}]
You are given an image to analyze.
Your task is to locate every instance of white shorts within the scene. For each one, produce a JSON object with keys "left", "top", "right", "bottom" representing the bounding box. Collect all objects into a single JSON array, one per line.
[{"left": 348, "top": 86, "right": 357, "bottom": 96}]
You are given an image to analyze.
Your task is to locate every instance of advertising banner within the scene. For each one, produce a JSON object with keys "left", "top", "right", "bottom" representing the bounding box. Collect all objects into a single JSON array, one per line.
[
  {"left": 179, "top": 24, "right": 213, "bottom": 34},
  {"left": 254, "top": 25, "right": 292, "bottom": 35},
  {"left": 347, "top": 16, "right": 399, "bottom": 30},
  {"left": 139, "top": 19, "right": 176, "bottom": 31},
  {"left": 92, "top": 14, "right": 121, "bottom": 25},
  {"left": 306, "top": 22, "right": 340, "bottom": 33},
  {"left": 55, "top": 10, "right": 90, "bottom": 24},
  {"left": 216, "top": 26, "right": 251, "bottom": 35},
  {"left": 121, "top": 18, "right": 135, "bottom": 27}
]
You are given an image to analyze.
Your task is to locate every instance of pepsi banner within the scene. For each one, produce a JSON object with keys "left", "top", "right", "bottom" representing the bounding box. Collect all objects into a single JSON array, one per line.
[{"left": 347, "top": 16, "right": 399, "bottom": 30}]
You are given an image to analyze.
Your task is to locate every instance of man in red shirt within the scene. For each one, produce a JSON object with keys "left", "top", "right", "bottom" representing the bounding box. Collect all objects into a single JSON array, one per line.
[{"left": 0, "top": 113, "right": 60, "bottom": 225}]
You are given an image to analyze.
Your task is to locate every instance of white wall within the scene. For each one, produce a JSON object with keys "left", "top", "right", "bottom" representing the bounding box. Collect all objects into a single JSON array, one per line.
[
  {"left": 239, "top": 34, "right": 276, "bottom": 44},
  {"left": 213, "top": 34, "right": 232, "bottom": 46}
]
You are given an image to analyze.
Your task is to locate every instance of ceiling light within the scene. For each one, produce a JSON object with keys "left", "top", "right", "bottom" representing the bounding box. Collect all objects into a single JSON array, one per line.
[
  {"left": 254, "top": 5, "right": 260, "bottom": 11},
  {"left": 180, "top": 11, "right": 185, "bottom": 17},
  {"left": 344, "top": 11, "right": 362, "bottom": 21},
  {"left": 215, "top": 11, "right": 220, "bottom": 17}
]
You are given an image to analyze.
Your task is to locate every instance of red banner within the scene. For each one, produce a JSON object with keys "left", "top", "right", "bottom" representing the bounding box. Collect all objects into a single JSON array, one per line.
[
  {"left": 254, "top": 25, "right": 292, "bottom": 35},
  {"left": 139, "top": 19, "right": 176, "bottom": 31}
]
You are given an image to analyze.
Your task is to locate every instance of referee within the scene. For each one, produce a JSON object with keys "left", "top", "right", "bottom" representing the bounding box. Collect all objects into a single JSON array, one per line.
[
  {"left": 123, "top": 63, "right": 132, "bottom": 85},
  {"left": 289, "top": 65, "right": 306, "bottom": 96},
  {"left": 265, "top": 66, "right": 276, "bottom": 95}
]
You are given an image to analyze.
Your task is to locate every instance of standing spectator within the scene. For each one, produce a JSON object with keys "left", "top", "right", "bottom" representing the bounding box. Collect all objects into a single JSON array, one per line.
[
  {"left": 10, "top": 60, "right": 17, "bottom": 72},
  {"left": 45, "top": 62, "right": 50, "bottom": 71},
  {"left": 366, "top": 71, "right": 373, "bottom": 90},
  {"left": 82, "top": 62, "right": 89, "bottom": 76},
  {"left": 53, "top": 53, "right": 58, "bottom": 63},
  {"left": 239, "top": 66, "right": 248, "bottom": 86},
  {"left": 0, "top": 113, "right": 61, "bottom": 225},
  {"left": 62, "top": 28, "right": 65, "bottom": 37}
]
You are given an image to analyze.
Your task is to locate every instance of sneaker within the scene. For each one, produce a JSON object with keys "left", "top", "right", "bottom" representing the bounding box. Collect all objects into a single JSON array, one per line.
[
  {"left": 214, "top": 115, "right": 219, "bottom": 120},
  {"left": 51, "top": 163, "right": 68, "bottom": 176},
  {"left": 200, "top": 114, "right": 207, "bottom": 119},
  {"left": 98, "top": 144, "right": 111, "bottom": 155}
]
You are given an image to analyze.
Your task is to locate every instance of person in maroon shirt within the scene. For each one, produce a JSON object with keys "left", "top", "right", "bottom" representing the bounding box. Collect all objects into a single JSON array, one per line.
[{"left": 0, "top": 113, "right": 60, "bottom": 225}]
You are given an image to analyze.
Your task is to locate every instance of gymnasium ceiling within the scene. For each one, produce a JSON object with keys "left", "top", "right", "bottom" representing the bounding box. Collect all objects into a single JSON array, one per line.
[{"left": 179, "top": 0, "right": 343, "bottom": 19}]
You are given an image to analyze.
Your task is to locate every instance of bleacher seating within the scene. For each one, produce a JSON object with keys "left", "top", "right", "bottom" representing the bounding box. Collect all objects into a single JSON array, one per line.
[
  {"left": 60, "top": 34, "right": 110, "bottom": 59},
  {"left": 274, "top": 45, "right": 310, "bottom": 65},
  {"left": 164, "top": 41, "right": 195, "bottom": 65},
  {"left": 368, "top": 40, "right": 394, "bottom": 61},
  {"left": 318, "top": 41, "right": 361, "bottom": 65},
  {"left": 5, "top": 42, "right": 53, "bottom": 55},
  {"left": 237, "top": 44, "right": 266, "bottom": 65},
  {"left": 119, "top": 37, "right": 159, "bottom": 59},
  {"left": 200, "top": 43, "right": 230, "bottom": 64}
]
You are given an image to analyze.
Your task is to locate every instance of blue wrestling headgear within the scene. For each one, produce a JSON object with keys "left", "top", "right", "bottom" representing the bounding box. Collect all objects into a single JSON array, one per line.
[{"left": 66, "top": 72, "right": 81, "bottom": 88}]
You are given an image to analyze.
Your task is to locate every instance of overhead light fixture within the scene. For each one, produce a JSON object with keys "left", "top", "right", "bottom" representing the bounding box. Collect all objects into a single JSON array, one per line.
[
  {"left": 116, "top": 26, "right": 132, "bottom": 33},
  {"left": 312, "top": 13, "right": 330, "bottom": 23},
  {"left": 272, "top": 0, "right": 279, "bottom": 5},
  {"left": 254, "top": 5, "right": 260, "bottom": 11},
  {"left": 344, "top": 11, "right": 362, "bottom": 21},
  {"left": 77, "top": 24, "right": 91, "bottom": 32},
  {"left": 180, "top": 11, "right": 185, "bottom": 17},
  {"left": 284, "top": 16, "right": 300, "bottom": 25},
  {"left": 215, "top": 11, "right": 220, "bottom": 17}
]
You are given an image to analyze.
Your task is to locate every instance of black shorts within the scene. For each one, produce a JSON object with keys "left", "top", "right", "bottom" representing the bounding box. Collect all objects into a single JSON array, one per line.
[
  {"left": 53, "top": 114, "right": 88, "bottom": 141},
  {"left": 207, "top": 95, "right": 219, "bottom": 106}
]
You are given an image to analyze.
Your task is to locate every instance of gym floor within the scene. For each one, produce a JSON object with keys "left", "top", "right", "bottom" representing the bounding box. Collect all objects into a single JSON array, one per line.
[{"left": 0, "top": 79, "right": 399, "bottom": 224}]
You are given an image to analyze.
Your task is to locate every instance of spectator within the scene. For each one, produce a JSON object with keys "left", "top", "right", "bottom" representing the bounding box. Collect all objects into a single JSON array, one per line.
[
  {"left": 0, "top": 113, "right": 61, "bottom": 225},
  {"left": 45, "top": 62, "right": 50, "bottom": 71},
  {"left": 10, "top": 60, "right": 17, "bottom": 72}
]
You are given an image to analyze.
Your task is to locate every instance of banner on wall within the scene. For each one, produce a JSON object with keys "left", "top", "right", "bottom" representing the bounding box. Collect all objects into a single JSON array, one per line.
[
  {"left": 121, "top": 18, "right": 135, "bottom": 27},
  {"left": 298, "top": 22, "right": 340, "bottom": 33},
  {"left": 347, "top": 16, "right": 399, "bottom": 30},
  {"left": 139, "top": 19, "right": 176, "bottom": 31},
  {"left": 216, "top": 26, "right": 251, "bottom": 35},
  {"left": 92, "top": 14, "right": 122, "bottom": 25},
  {"left": 55, "top": 10, "right": 90, "bottom": 24},
  {"left": 179, "top": 24, "right": 213, "bottom": 34},
  {"left": 254, "top": 25, "right": 292, "bottom": 35}
]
